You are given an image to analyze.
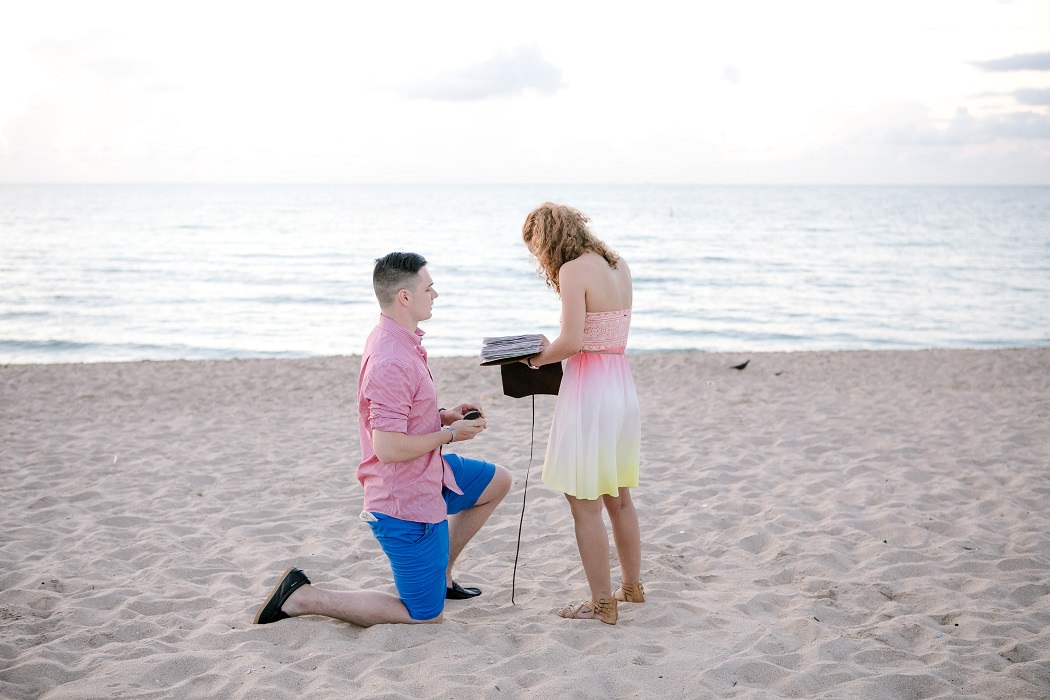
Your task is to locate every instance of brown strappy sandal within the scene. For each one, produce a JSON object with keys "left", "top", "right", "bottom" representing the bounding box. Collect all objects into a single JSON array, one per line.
[
  {"left": 556, "top": 597, "right": 618, "bottom": 625},
  {"left": 613, "top": 582, "right": 645, "bottom": 603}
]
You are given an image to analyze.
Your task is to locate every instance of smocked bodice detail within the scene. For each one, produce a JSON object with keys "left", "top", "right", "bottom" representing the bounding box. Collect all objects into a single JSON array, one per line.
[{"left": 582, "top": 309, "right": 631, "bottom": 353}]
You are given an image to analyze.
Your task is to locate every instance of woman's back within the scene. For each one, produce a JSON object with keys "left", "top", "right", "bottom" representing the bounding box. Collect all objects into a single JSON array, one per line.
[{"left": 567, "top": 251, "right": 632, "bottom": 313}]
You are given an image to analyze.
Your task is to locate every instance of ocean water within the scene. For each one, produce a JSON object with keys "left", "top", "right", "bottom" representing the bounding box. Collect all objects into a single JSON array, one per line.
[{"left": 1, "top": 184, "right": 1048, "bottom": 364}]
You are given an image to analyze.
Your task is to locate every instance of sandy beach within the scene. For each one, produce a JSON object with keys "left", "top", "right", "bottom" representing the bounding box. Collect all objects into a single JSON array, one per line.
[{"left": 2, "top": 349, "right": 1048, "bottom": 699}]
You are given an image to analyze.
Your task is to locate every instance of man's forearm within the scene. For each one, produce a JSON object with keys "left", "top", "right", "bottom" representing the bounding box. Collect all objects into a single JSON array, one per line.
[{"left": 372, "top": 428, "right": 452, "bottom": 464}]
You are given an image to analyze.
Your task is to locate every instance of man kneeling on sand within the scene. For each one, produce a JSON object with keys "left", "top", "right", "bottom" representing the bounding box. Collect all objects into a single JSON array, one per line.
[{"left": 254, "top": 252, "right": 512, "bottom": 626}]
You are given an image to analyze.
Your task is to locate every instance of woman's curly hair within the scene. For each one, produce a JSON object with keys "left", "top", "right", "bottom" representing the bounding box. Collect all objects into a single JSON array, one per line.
[{"left": 522, "top": 203, "right": 619, "bottom": 294}]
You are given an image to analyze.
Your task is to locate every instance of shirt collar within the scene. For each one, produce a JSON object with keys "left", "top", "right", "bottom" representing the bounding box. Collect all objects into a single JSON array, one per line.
[
  {"left": 378, "top": 313, "right": 425, "bottom": 340},
  {"left": 378, "top": 314, "right": 427, "bottom": 362}
]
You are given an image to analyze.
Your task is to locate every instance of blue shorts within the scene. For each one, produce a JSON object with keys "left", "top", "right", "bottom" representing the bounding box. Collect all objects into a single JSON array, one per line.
[{"left": 366, "top": 454, "right": 495, "bottom": 620}]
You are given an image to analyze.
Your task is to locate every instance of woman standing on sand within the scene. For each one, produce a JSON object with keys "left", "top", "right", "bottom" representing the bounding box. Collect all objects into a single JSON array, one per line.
[{"left": 520, "top": 202, "right": 645, "bottom": 626}]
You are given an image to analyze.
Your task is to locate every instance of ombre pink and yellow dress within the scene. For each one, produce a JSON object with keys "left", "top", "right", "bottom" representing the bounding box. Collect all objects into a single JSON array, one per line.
[{"left": 542, "top": 309, "right": 641, "bottom": 499}]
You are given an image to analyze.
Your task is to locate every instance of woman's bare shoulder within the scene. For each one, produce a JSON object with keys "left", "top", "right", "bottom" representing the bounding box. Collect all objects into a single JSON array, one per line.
[
  {"left": 560, "top": 253, "right": 597, "bottom": 275},
  {"left": 571, "top": 251, "right": 617, "bottom": 269}
]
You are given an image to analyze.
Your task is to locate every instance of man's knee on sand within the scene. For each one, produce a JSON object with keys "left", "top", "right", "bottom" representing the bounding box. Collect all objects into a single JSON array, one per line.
[{"left": 489, "top": 465, "right": 513, "bottom": 500}]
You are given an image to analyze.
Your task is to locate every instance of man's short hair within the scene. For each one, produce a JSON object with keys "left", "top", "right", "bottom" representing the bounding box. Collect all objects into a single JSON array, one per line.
[{"left": 373, "top": 252, "right": 427, "bottom": 307}]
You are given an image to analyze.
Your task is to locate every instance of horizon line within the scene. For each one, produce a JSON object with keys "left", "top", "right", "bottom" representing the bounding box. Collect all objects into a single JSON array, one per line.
[{"left": 2, "top": 181, "right": 1049, "bottom": 188}]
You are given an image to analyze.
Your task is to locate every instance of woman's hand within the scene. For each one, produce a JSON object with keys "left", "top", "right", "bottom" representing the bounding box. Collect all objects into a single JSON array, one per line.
[{"left": 521, "top": 335, "right": 551, "bottom": 367}]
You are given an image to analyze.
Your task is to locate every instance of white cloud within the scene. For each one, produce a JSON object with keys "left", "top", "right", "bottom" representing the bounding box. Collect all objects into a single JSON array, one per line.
[
  {"left": 972, "top": 52, "right": 1050, "bottom": 71},
  {"left": 1015, "top": 88, "right": 1050, "bottom": 106},
  {"left": 402, "top": 46, "right": 564, "bottom": 101},
  {"left": 722, "top": 65, "right": 741, "bottom": 84}
]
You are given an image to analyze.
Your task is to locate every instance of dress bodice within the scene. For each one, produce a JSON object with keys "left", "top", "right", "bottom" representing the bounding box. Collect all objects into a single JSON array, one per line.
[{"left": 582, "top": 309, "right": 631, "bottom": 353}]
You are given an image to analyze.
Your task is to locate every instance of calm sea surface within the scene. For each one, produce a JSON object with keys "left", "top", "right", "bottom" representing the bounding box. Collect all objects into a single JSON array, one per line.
[{"left": 1, "top": 184, "right": 1048, "bottom": 364}]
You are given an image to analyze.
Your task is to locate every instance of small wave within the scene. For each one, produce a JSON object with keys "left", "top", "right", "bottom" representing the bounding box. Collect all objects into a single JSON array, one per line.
[
  {"left": 0, "top": 338, "right": 320, "bottom": 364},
  {"left": 0, "top": 310, "right": 50, "bottom": 320},
  {"left": 216, "top": 295, "right": 349, "bottom": 306},
  {"left": 0, "top": 339, "right": 99, "bottom": 352}
]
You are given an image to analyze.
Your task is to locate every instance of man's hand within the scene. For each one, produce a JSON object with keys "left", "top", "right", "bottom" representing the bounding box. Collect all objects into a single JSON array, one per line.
[
  {"left": 449, "top": 414, "right": 486, "bottom": 442},
  {"left": 445, "top": 402, "right": 486, "bottom": 441},
  {"left": 443, "top": 403, "right": 484, "bottom": 423},
  {"left": 436, "top": 403, "right": 486, "bottom": 443}
]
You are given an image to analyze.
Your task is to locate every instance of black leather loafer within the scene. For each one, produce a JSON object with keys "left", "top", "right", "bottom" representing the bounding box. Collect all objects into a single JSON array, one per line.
[
  {"left": 446, "top": 580, "right": 482, "bottom": 599},
  {"left": 254, "top": 567, "right": 311, "bottom": 624}
]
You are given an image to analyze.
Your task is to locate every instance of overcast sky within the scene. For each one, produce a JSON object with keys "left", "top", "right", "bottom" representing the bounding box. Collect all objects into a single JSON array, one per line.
[{"left": 2, "top": 0, "right": 1048, "bottom": 184}]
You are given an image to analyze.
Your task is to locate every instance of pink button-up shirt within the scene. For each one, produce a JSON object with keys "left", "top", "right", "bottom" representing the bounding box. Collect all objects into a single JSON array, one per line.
[{"left": 357, "top": 314, "right": 462, "bottom": 523}]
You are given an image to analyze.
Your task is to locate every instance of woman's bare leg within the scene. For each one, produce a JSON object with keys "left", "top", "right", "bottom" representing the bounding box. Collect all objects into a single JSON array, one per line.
[
  {"left": 603, "top": 487, "right": 641, "bottom": 589},
  {"left": 565, "top": 494, "right": 612, "bottom": 601}
]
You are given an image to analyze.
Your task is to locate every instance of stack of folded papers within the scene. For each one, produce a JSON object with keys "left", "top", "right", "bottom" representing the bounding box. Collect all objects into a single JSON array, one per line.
[{"left": 480, "top": 335, "right": 545, "bottom": 365}]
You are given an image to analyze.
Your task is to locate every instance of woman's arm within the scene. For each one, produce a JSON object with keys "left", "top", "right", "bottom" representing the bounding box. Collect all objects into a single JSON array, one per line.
[{"left": 528, "top": 261, "right": 586, "bottom": 367}]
